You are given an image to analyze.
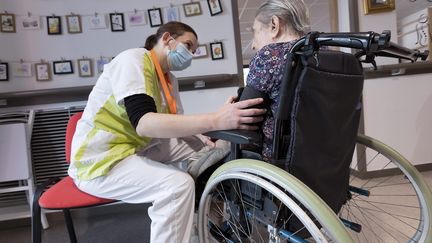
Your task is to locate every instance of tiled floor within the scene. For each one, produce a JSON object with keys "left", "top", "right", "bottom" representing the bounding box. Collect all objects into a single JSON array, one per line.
[{"left": 0, "top": 171, "right": 431, "bottom": 243}]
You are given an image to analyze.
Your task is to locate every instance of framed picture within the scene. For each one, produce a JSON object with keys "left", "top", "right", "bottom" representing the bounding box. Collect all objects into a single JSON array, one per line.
[
  {"left": 47, "top": 16, "right": 62, "bottom": 35},
  {"left": 66, "top": 14, "right": 82, "bottom": 33},
  {"left": 89, "top": 13, "right": 107, "bottom": 29},
  {"left": 0, "top": 63, "right": 8, "bottom": 81},
  {"left": 110, "top": 13, "right": 125, "bottom": 31},
  {"left": 12, "top": 62, "right": 32, "bottom": 77},
  {"left": 0, "top": 13, "right": 16, "bottom": 33},
  {"left": 166, "top": 7, "right": 180, "bottom": 22},
  {"left": 207, "top": 0, "right": 223, "bottom": 16},
  {"left": 210, "top": 42, "right": 224, "bottom": 60},
  {"left": 21, "top": 15, "right": 41, "bottom": 30},
  {"left": 363, "top": 0, "right": 395, "bottom": 15},
  {"left": 193, "top": 44, "right": 208, "bottom": 58},
  {"left": 53, "top": 60, "right": 73, "bottom": 75},
  {"left": 96, "top": 57, "right": 111, "bottom": 74},
  {"left": 148, "top": 8, "right": 163, "bottom": 27},
  {"left": 35, "top": 63, "right": 51, "bottom": 81},
  {"left": 183, "top": 2, "right": 202, "bottom": 17},
  {"left": 128, "top": 11, "right": 146, "bottom": 26},
  {"left": 77, "top": 58, "right": 93, "bottom": 77}
]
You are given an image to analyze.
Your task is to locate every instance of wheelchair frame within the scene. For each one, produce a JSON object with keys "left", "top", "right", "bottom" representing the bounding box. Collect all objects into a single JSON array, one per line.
[{"left": 199, "top": 31, "right": 432, "bottom": 243}]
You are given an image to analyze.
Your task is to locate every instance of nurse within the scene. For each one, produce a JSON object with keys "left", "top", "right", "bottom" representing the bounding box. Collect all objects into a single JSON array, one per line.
[{"left": 68, "top": 21, "right": 265, "bottom": 243}]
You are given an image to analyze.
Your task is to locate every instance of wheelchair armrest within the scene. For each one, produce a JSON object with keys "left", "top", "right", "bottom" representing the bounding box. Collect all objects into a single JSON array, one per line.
[{"left": 204, "top": 129, "right": 262, "bottom": 147}]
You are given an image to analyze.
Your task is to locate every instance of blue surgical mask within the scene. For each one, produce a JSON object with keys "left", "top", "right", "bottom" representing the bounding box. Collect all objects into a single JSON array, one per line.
[{"left": 167, "top": 39, "right": 193, "bottom": 71}]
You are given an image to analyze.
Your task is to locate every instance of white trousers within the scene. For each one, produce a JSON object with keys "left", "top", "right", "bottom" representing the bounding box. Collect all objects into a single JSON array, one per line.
[{"left": 74, "top": 137, "right": 205, "bottom": 243}]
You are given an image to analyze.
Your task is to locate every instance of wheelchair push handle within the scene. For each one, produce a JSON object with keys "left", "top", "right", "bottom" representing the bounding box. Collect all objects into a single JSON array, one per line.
[{"left": 291, "top": 31, "right": 429, "bottom": 65}]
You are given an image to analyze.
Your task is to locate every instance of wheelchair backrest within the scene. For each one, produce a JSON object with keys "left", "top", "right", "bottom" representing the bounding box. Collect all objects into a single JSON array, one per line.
[{"left": 273, "top": 50, "right": 364, "bottom": 213}]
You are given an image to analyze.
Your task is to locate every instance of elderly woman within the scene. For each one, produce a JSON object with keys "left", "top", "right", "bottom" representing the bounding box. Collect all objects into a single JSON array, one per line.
[{"left": 246, "top": 0, "right": 310, "bottom": 161}]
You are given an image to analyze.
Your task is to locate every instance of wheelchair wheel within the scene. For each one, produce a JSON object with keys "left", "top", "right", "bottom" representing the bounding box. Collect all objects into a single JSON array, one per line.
[
  {"left": 340, "top": 134, "right": 432, "bottom": 242},
  {"left": 198, "top": 159, "right": 354, "bottom": 243}
]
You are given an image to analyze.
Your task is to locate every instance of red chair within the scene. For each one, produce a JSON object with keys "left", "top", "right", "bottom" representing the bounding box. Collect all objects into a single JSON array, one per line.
[{"left": 32, "top": 112, "right": 116, "bottom": 243}]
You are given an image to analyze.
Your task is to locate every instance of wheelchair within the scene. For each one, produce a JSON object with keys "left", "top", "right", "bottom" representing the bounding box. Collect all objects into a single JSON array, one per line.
[{"left": 196, "top": 31, "right": 432, "bottom": 243}]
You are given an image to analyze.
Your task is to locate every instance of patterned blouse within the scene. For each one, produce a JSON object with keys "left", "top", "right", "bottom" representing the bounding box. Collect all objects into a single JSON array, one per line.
[{"left": 246, "top": 40, "right": 297, "bottom": 161}]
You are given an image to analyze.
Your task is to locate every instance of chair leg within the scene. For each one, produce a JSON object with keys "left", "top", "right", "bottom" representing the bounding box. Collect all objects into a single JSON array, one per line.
[
  {"left": 31, "top": 199, "right": 42, "bottom": 243},
  {"left": 63, "top": 209, "right": 78, "bottom": 243}
]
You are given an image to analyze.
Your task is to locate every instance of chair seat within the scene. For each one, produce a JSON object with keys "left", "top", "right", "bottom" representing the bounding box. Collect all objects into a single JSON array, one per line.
[{"left": 39, "top": 176, "right": 115, "bottom": 209}]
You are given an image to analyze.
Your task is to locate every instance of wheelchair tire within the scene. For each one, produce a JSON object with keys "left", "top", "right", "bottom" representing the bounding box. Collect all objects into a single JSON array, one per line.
[
  {"left": 198, "top": 159, "right": 354, "bottom": 243},
  {"left": 340, "top": 134, "right": 432, "bottom": 243}
]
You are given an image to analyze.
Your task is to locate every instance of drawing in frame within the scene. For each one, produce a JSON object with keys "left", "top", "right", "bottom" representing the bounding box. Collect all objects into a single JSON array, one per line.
[
  {"left": 363, "top": 0, "right": 395, "bottom": 15},
  {"left": 110, "top": 13, "right": 125, "bottom": 31},
  {"left": 183, "top": 2, "right": 202, "bottom": 17},
  {"left": 21, "top": 15, "right": 41, "bottom": 30},
  {"left": 77, "top": 58, "right": 93, "bottom": 77},
  {"left": 0, "top": 13, "right": 16, "bottom": 33},
  {"left": 148, "top": 8, "right": 163, "bottom": 27},
  {"left": 193, "top": 44, "right": 208, "bottom": 58},
  {"left": 12, "top": 62, "right": 32, "bottom": 77},
  {"left": 89, "top": 13, "right": 107, "bottom": 29},
  {"left": 47, "top": 16, "right": 62, "bottom": 35},
  {"left": 35, "top": 62, "right": 51, "bottom": 81},
  {"left": 53, "top": 60, "right": 73, "bottom": 75},
  {"left": 210, "top": 42, "right": 224, "bottom": 60},
  {"left": 66, "top": 14, "right": 82, "bottom": 33},
  {"left": 207, "top": 0, "right": 223, "bottom": 16},
  {"left": 166, "top": 6, "right": 180, "bottom": 22},
  {"left": 96, "top": 56, "right": 111, "bottom": 74},
  {"left": 0, "top": 63, "right": 8, "bottom": 81},
  {"left": 128, "top": 11, "right": 146, "bottom": 26}
]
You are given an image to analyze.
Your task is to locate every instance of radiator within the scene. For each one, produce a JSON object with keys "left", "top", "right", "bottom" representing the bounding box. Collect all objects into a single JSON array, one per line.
[{"left": 0, "top": 106, "right": 84, "bottom": 208}]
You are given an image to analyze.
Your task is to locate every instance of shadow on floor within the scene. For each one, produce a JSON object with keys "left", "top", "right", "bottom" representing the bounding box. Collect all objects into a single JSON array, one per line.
[{"left": 0, "top": 203, "right": 151, "bottom": 243}]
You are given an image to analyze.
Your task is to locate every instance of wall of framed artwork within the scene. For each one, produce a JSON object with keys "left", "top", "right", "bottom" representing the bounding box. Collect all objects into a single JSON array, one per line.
[{"left": 0, "top": 0, "right": 241, "bottom": 94}]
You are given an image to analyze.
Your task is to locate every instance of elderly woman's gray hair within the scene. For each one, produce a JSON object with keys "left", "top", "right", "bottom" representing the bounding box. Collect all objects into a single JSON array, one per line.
[{"left": 256, "top": 0, "right": 310, "bottom": 36}]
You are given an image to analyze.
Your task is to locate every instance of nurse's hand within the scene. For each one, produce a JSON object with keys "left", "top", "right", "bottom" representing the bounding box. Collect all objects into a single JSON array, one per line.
[{"left": 212, "top": 96, "right": 266, "bottom": 131}]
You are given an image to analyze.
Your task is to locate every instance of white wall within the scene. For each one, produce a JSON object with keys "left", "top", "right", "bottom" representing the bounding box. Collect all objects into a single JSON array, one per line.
[
  {"left": 0, "top": 0, "right": 239, "bottom": 93},
  {"left": 363, "top": 73, "right": 432, "bottom": 166}
]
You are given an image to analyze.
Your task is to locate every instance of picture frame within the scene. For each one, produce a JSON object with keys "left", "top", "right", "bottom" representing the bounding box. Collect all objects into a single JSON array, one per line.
[
  {"left": 110, "top": 13, "right": 125, "bottom": 31},
  {"left": 210, "top": 42, "right": 224, "bottom": 60},
  {"left": 12, "top": 62, "right": 32, "bottom": 77},
  {"left": 183, "top": 2, "right": 202, "bottom": 17},
  {"left": 193, "top": 44, "right": 208, "bottom": 58},
  {"left": 0, "top": 13, "right": 16, "bottom": 33},
  {"left": 53, "top": 60, "right": 73, "bottom": 75},
  {"left": 89, "top": 13, "right": 107, "bottom": 29},
  {"left": 363, "top": 0, "right": 395, "bottom": 15},
  {"left": 21, "top": 15, "right": 41, "bottom": 30},
  {"left": 166, "top": 6, "right": 180, "bottom": 22},
  {"left": 77, "top": 58, "right": 93, "bottom": 77},
  {"left": 0, "top": 63, "right": 8, "bottom": 81},
  {"left": 47, "top": 16, "right": 62, "bottom": 35},
  {"left": 35, "top": 63, "right": 51, "bottom": 81},
  {"left": 96, "top": 57, "right": 111, "bottom": 74},
  {"left": 148, "top": 8, "right": 163, "bottom": 27},
  {"left": 66, "top": 14, "right": 82, "bottom": 33},
  {"left": 128, "top": 11, "right": 146, "bottom": 26},
  {"left": 207, "top": 0, "right": 223, "bottom": 16}
]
